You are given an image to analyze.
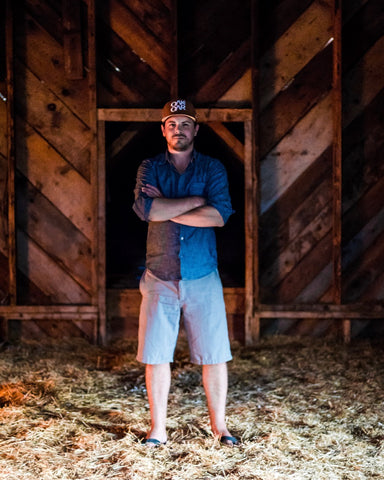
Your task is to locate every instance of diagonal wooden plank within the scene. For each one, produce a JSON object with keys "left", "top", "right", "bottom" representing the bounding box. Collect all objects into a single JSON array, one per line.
[
  {"left": 98, "top": 71, "right": 147, "bottom": 106},
  {"left": 343, "top": 35, "right": 384, "bottom": 128},
  {"left": 182, "top": 2, "right": 250, "bottom": 84},
  {"left": 0, "top": 252, "right": 9, "bottom": 302},
  {"left": 296, "top": 262, "right": 333, "bottom": 303},
  {"left": 108, "top": 128, "right": 139, "bottom": 158},
  {"left": 260, "top": 147, "right": 332, "bottom": 253},
  {"left": 260, "top": 176, "right": 332, "bottom": 272},
  {"left": 343, "top": 207, "right": 384, "bottom": 281},
  {"left": 317, "top": 172, "right": 384, "bottom": 304},
  {"left": 14, "top": 60, "right": 93, "bottom": 181},
  {"left": 342, "top": 159, "right": 384, "bottom": 243},
  {"left": 359, "top": 265, "right": 384, "bottom": 302},
  {"left": 17, "top": 230, "right": 91, "bottom": 304},
  {"left": 0, "top": 99, "right": 6, "bottom": 157},
  {"left": 0, "top": 152, "right": 8, "bottom": 256},
  {"left": 16, "top": 118, "right": 93, "bottom": 241},
  {"left": 342, "top": 90, "right": 384, "bottom": 214},
  {"left": 219, "top": 69, "right": 252, "bottom": 104},
  {"left": 259, "top": 45, "right": 332, "bottom": 157},
  {"left": 24, "top": 0, "right": 63, "bottom": 45},
  {"left": 206, "top": 122, "right": 244, "bottom": 162},
  {"left": 260, "top": 93, "right": 333, "bottom": 214},
  {"left": 195, "top": 39, "right": 250, "bottom": 104},
  {"left": 16, "top": 13, "right": 91, "bottom": 124},
  {"left": 260, "top": 0, "right": 333, "bottom": 110},
  {"left": 107, "top": 0, "right": 171, "bottom": 81},
  {"left": 261, "top": 202, "right": 333, "bottom": 288},
  {"left": 28, "top": 318, "right": 94, "bottom": 341},
  {"left": 16, "top": 173, "right": 93, "bottom": 293},
  {"left": 97, "top": 19, "right": 169, "bottom": 103},
  {"left": 272, "top": 232, "right": 333, "bottom": 303},
  {"left": 342, "top": 0, "right": 384, "bottom": 73},
  {"left": 342, "top": 225, "right": 384, "bottom": 302},
  {"left": 119, "top": 0, "right": 171, "bottom": 46},
  {"left": 259, "top": 0, "right": 313, "bottom": 54},
  {"left": 62, "top": 0, "right": 83, "bottom": 80}
]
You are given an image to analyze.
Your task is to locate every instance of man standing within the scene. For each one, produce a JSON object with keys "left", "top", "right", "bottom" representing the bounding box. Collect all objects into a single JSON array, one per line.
[{"left": 133, "top": 99, "right": 238, "bottom": 447}]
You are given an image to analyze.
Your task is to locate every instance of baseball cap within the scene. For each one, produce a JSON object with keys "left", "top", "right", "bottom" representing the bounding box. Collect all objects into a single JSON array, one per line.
[{"left": 161, "top": 99, "right": 197, "bottom": 123}]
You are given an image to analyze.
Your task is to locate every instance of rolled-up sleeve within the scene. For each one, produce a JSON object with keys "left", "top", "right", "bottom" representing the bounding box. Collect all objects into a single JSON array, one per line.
[
  {"left": 206, "top": 160, "right": 234, "bottom": 225},
  {"left": 132, "top": 159, "right": 155, "bottom": 222}
]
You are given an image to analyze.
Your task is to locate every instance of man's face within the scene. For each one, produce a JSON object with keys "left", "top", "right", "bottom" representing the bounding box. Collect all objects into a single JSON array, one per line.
[{"left": 161, "top": 116, "right": 199, "bottom": 153}]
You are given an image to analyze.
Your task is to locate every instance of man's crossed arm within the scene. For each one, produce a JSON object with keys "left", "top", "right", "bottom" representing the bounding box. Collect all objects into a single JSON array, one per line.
[{"left": 142, "top": 184, "right": 224, "bottom": 227}]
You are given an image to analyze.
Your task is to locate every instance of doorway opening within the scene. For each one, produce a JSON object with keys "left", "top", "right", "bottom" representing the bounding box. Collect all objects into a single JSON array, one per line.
[{"left": 104, "top": 121, "right": 245, "bottom": 289}]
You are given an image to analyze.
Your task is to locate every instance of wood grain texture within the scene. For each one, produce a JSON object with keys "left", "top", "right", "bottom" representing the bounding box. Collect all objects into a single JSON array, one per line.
[
  {"left": 14, "top": 61, "right": 93, "bottom": 180},
  {"left": 17, "top": 230, "right": 91, "bottom": 304},
  {"left": 16, "top": 173, "right": 93, "bottom": 292},
  {"left": 260, "top": 93, "right": 333, "bottom": 214},
  {"left": 105, "top": 0, "right": 171, "bottom": 82},
  {"left": 16, "top": 13, "right": 91, "bottom": 123},
  {"left": 260, "top": 0, "right": 333, "bottom": 109},
  {"left": 16, "top": 118, "right": 93, "bottom": 240}
]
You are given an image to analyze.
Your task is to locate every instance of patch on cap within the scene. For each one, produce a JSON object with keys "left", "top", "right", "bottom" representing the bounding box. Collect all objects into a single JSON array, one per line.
[{"left": 161, "top": 99, "right": 197, "bottom": 123}]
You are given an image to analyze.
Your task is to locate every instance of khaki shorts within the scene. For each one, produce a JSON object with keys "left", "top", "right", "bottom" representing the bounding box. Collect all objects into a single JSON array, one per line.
[{"left": 137, "top": 269, "right": 232, "bottom": 365}]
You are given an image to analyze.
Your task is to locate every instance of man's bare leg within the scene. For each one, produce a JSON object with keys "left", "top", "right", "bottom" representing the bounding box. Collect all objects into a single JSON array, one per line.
[
  {"left": 145, "top": 363, "right": 170, "bottom": 444},
  {"left": 202, "top": 362, "right": 236, "bottom": 444}
]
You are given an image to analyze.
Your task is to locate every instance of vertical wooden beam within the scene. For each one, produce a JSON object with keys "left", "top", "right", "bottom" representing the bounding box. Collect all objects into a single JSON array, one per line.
[
  {"left": 6, "top": 0, "right": 16, "bottom": 309},
  {"left": 245, "top": 0, "right": 260, "bottom": 345},
  {"left": 170, "top": 0, "right": 178, "bottom": 98},
  {"left": 332, "top": 0, "right": 346, "bottom": 340},
  {"left": 96, "top": 120, "right": 106, "bottom": 345},
  {"left": 62, "top": 0, "right": 84, "bottom": 80},
  {"left": 244, "top": 120, "right": 259, "bottom": 344},
  {"left": 87, "top": 0, "right": 105, "bottom": 343}
]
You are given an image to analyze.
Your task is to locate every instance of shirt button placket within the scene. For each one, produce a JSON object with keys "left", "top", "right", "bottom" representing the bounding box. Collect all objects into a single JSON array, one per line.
[{"left": 179, "top": 233, "right": 184, "bottom": 261}]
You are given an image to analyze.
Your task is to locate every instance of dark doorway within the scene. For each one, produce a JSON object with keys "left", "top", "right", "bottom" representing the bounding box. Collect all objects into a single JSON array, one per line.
[{"left": 105, "top": 122, "right": 245, "bottom": 288}]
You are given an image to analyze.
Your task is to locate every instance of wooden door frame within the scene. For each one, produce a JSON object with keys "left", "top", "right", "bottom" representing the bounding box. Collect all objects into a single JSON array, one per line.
[{"left": 97, "top": 107, "right": 258, "bottom": 345}]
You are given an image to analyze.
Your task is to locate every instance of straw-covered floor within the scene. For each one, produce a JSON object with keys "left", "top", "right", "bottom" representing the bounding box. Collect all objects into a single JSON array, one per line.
[{"left": 0, "top": 335, "right": 383, "bottom": 480}]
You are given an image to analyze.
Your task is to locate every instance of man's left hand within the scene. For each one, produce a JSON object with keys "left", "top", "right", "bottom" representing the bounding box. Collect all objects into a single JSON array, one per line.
[{"left": 142, "top": 184, "right": 164, "bottom": 198}]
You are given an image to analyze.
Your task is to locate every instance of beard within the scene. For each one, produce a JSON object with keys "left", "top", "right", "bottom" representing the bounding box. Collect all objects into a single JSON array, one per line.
[{"left": 170, "top": 135, "right": 193, "bottom": 151}]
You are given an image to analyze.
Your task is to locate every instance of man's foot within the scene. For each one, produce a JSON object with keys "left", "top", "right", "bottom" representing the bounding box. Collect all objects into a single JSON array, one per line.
[
  {"left": 220, "top": 435, "right": 240, "bottom": 447},
  {"left": 145, "top": 428, "right": 167, "bottom": 446},
  {"left": 144, "top": 438, "right": 167, "bottom": 447}
]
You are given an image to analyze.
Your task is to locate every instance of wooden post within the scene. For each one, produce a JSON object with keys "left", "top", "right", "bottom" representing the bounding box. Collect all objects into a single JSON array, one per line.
[
  {"left": 62, "top": 0, "right": 84, "bottom": 80},
  {"left": 342, "top": 318, "right": 351, "bottom": 343},
  {"left": 244, "top": 120, "right": 259, "bottom": 344},
  {"left": 332, "top": 0, "right": 346, "bottom": 341},
  {"left": 244, "top": 0, "right": 260, "bottom": 345},
  {"left": 6, "top": 0, "right": 16, "bottom": 313},
  {"left": 87, "top": 0, "right": 105, "bottom": 344},
  {"left": 96, "top": 120, "right": 107, "bottom": 345}
]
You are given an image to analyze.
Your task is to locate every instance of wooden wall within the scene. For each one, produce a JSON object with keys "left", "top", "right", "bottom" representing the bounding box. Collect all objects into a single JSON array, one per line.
[
  {"left": 1, "top": 0, "right": 383, "bottom": 344},
  {"left": 0, "top": 0, "right": 99, "bottom": 341}
]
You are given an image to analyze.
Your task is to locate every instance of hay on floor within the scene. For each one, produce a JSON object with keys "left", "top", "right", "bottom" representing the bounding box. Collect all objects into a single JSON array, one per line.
[{"left": 0, "top": 335, "right": 383, "bottom": 479}]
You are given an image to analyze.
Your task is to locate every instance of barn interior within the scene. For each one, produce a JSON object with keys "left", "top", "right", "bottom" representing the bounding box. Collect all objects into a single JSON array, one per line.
[
  {"left": 1, "top": 0, "right": 383, "bottom": 345},
  {"left": 0, "top": 1, "right": 384, "bottom": 478}
]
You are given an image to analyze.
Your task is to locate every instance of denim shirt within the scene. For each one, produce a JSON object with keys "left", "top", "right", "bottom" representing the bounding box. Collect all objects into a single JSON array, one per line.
[{"left": 133, "top": 150, "right": 233, "bottom": 280}]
